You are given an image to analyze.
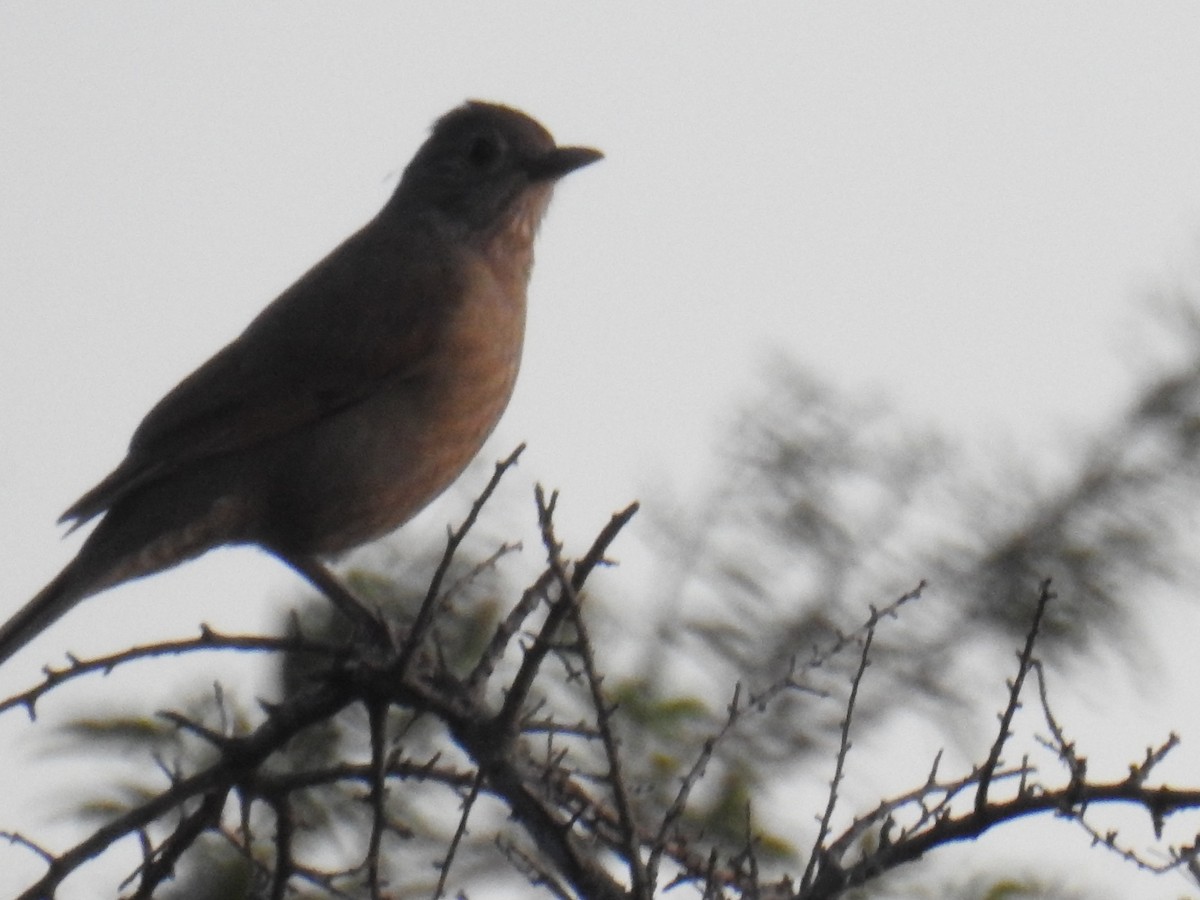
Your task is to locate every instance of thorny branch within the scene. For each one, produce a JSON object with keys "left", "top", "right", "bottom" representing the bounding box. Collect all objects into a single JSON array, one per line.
[
  {"left": 2, "top": 450, "right": 644, "bottom": 900},
  {"left": 800, "top": 603, "right": 878, "bottom": 893},
  {"left": 794, "top": 579, "right": 1200, "bottom": 900},
  {"left": 4, "top": 459, "right": 1200, "bottom": 898},
  {"left": 975, "top": 578, "right": 1055, "bottom": 816},
  {"left": 0, "top": 628, "right": 342, "bottom": 719},
  {"left": 398, "top": 442, "right": 527, "bottom": 671}
]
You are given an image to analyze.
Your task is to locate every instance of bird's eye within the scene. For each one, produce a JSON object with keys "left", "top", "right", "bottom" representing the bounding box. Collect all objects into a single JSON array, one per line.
[{"left": 465, "top": 133, "right": 502, "bottom": 169}]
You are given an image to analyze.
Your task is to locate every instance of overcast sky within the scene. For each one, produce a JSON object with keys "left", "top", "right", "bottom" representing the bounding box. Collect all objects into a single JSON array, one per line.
[{"left": 3, "top": 5, "right": 1200, "bottom": 897}]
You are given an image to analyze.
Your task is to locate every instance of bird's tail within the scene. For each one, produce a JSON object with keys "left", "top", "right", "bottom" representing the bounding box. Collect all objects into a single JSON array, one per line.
[
  {"left": 0, "top": 560, "right": 95, "bottom": 668},
  {"left": 0, "top": 501, "right": 187, "bottom": 668},
  {"left": 2, "top": 482, "right": 242, "bottom": 667}
]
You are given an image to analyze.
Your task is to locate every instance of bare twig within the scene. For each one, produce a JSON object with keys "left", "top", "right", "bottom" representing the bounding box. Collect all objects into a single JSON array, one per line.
[
  {"left": 801, "top": 604, "right": 878, "bottom": 892},
  {"left": 434, "top": 771, "right": 484, "bottom": 899},
  {"left": 564, "top": 588, "right": 648, "bottom": 897},
  {"left": 976, "top": 579, "right": 1054, "bottom": 816},
  {"left": 649, "top": 682, "right": 740, "bottom": 888},
  {"left": 14, "top": 679, "right": 357, "bottom": 900},
  {"left": 0, "top": 629, "right": 339, "bottom": 719},
  {"left": 125, "top": 788, "right": 229, "bottom": 899},
  {"left": 398, "top": 444, "right": 525, "bottom": 670},
  {"left": 364, "top": 700, "right": 388, "bottom": 900},
  {"left": 466, "top": 567, "right": 555, "bottom": 693},
  {"left": 495, "top": 490, "right": 638, "bottom": 735}
]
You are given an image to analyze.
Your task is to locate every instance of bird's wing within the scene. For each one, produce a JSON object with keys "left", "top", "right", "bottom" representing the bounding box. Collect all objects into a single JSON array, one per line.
[{"left": 61, "top": 219, "right": 460, "bottom": 526}]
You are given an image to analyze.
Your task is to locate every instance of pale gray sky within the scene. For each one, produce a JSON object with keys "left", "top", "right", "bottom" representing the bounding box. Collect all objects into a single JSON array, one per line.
[{"left": 3, "top": 5, "right": 1200, "bottom": 897}]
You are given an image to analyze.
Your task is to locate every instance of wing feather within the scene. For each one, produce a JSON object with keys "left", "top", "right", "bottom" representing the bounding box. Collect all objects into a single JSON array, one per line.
[{"left": 62, "top": 214, "right": 459, "bottom": 525}]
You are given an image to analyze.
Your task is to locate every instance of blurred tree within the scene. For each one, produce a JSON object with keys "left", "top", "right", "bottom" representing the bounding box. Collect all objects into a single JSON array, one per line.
[{"left": 638, "top": 298, "right": 1200, "bottom": 796}]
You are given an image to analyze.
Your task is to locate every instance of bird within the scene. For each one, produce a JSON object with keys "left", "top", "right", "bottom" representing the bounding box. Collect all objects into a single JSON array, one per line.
[{"left": 1, "top": 100, "right": 602, "bottom": 667}]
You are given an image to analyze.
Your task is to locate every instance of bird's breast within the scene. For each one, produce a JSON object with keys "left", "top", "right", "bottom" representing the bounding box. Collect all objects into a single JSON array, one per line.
[
  {"left": 270, "top": 249, "right": 530, "bottom": 554},
  {"left": 420, "top": 250, "right": 529, "bottom": 459}
]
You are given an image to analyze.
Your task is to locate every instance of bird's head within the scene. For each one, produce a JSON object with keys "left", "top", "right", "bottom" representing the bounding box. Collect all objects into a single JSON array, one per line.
[{"left": 395, "top": 101, "right": 602, "bottom": 241}]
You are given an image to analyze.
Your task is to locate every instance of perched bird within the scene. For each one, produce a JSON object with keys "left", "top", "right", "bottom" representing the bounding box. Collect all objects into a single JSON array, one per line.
[{"left": 2, "top": 101, "right": 601, "bottom": 666}]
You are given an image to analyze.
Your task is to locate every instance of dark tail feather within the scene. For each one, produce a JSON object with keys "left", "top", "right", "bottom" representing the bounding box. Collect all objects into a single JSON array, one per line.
[
  {"left": 0, "top": 562, "right": 93, "bottom": 667},
  {"left": 6, "top": 471, "right": 240, "bottom": 667}
]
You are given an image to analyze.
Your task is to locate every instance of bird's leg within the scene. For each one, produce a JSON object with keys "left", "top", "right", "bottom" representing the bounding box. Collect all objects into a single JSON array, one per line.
[{"left": 284, "top": 555, "right": 394, "bottom": 650}]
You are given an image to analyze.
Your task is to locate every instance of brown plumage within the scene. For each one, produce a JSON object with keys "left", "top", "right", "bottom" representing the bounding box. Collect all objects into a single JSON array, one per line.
[{"left": 2, "top": 101, "right": 601, "bottom": 666}]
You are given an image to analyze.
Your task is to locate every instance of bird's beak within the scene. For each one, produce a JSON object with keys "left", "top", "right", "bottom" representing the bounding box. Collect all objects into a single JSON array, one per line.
[{"left": 526, "top": 145, "right": 604, "bottom": 181}]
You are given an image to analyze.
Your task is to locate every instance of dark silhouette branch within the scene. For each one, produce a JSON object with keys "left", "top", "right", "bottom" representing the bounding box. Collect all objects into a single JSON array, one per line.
[
  {"left": 398, "top": 442, "right": 526, "bottom": 670},
  {"left": 0, "top": 629, "right": 340, "bottom": 718},
  {"left": 15, "top": 678, "right": 357, "bottom": 899},
  {"left": 976, "top": 578, "right": 1055, "bottom": 815},
  {"left": 801, "top": 603, "right": 878, "bottom": 893},
  {"left": 7, "top": 442, "right": 1200, "bottom": 899}
]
